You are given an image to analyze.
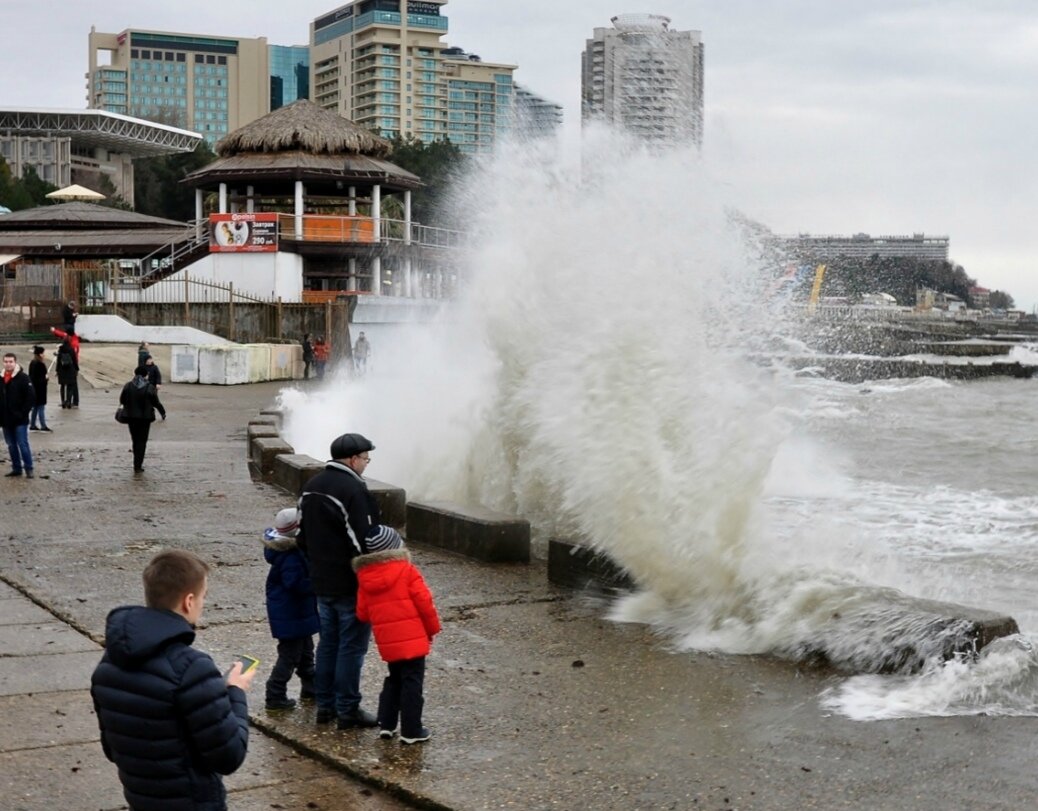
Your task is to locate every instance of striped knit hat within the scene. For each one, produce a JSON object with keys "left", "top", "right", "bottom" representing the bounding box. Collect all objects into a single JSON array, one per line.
[
  {"left": 272, "top": 508, "right": 300, "bottom": 538},
  {"left": 366, "top": 525, "right": 403, "bottom": 553}
]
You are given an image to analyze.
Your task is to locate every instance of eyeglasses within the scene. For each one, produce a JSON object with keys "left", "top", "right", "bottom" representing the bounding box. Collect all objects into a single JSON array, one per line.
[{"left": 356, "top": 454, "right": 371, "bottom": 461}]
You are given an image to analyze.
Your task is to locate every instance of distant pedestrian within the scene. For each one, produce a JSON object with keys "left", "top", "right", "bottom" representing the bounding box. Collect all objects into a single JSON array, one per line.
[
  {"left": 61, "top": 300, "right": 77, "bottom": 333},
  {"left": 1, "top": 352, "right": 35, "bottom": 478},
  {"left": 302, "top": 334, "right": 314, "bottom": 380},
  {"left": 261, "top": 507, "right": 318, "bottom": 711},
  {"left": 354, "top": 525, "right": 441, "bottom": 744},
  {"left": 91, "top": 549, "right": 254, "bottom": 811},
  {"left": 143, "top": 355, "right": 167, "bottom": 419},
  {"left": 119, "top": 365, "right": 165, "bottom": 472},
  {"left": 354, "top": 331, "right": 371, "bottom": 374},
  {"left": 28, "top": 345, "right": 51, "bottom": 432},
  {"left": 51, "top": 327, "right": 81, "bottom": 407},
  {"left": 314, "top": 336, "right": 329, "bottom": 379},
  {"left": 55, "top": 338, "right": 78, "bottom": 409},
  {"left": 137, "top": 341, "right": 150, "bottom": 368}
]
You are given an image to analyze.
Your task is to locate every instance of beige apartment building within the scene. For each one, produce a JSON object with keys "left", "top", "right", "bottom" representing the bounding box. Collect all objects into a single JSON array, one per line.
[
  {"left": 310, "top": 0, "right": 516, "bottom": 153},
  {"left": 87, "top": 27, "right": 270, "bottom": 145}
]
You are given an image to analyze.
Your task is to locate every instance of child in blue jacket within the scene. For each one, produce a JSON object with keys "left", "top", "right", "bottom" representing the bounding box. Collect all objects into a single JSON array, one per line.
[{"left": 262, "top": 508, "right": 319, "bottom": 710}]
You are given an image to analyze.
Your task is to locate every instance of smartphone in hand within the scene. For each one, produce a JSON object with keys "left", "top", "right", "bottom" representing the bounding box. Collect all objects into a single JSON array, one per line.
[{"left": 225, "top": 654, "right": 260, "bottom": 678}]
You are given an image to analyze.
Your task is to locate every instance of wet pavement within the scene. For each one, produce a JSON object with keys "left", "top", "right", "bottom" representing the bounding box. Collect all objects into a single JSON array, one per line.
[{"left": 2, "top": 342, "right": 1037, "bottom": 810}]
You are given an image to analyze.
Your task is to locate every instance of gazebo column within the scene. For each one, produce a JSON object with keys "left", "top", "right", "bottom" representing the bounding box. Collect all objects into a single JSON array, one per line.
[
  {"left": 371, "top": 257, "right": 382, "bottom": 296},
  {"left": 294, "top": 180, "right": 304, "bottom": 239},
  {"left": 347, "top": 258, "right": 357, "bottom": 292},
  {"left": 218, "top": 183, "right": 227, "bottom": 213},
  {"left": 348, "top": 186, "right": 356, "bottom": 216},
  {"left": 403, "top": 260, "right": 413, "bottom": 298},
  {"left": 246, "top": 185, "right": 254, "bottom": 214},
  {"left": 404, "top": 190, "right": 412, "bottom": 245},
  {"left": 372, "top": 184, "right": 381, "bottom": 241},
  {"left": 194, "top": 189, "right": 204, "bottom": 239}
]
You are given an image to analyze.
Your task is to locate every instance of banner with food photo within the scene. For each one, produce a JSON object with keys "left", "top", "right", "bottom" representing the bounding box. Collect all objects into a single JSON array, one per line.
[{"left": 208, "top": 213, "right": 278, "bottom": 252}]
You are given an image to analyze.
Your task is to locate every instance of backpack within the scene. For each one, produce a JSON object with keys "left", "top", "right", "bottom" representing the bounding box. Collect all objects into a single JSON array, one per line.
[{"left": 57, "top": 352, "right": 73, "bottom": 369}]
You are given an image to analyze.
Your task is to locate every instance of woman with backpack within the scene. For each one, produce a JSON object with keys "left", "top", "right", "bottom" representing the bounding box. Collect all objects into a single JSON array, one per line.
[
  {"left": 119, "top": 365, "right": 165, "bottom": 473},
  {"left": 55, "top": 338, "right": 78, "bottom": 409}
]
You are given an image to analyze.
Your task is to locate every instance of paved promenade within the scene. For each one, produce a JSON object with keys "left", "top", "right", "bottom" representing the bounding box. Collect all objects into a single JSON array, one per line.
[{"left": 1, "top": 344, "right": 1035, "bottom": 810}]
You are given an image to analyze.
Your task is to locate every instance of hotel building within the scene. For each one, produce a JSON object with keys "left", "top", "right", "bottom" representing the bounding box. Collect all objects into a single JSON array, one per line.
[
  {"left": 581, "top": 14, "right": 704, "bottom": 146},
  {"left": 310, "top": 1, "right": 516, "bottom": 153}
]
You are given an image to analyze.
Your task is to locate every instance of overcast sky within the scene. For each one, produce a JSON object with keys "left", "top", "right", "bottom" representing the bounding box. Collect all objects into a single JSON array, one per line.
[{"left": 1, "top": 1, "right": 1035, "bottom": 307}]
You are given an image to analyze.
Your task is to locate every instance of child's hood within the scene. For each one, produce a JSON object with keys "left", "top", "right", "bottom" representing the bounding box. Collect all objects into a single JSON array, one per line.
[
  {"left": 263, "top": 528, "right": 300, "bottom": 553},
  {"left": 352, "top": 548, "right": 411, "bottom": 593},
  {"left": 103, "top": 605, "right": 195, "bottom": 667}
]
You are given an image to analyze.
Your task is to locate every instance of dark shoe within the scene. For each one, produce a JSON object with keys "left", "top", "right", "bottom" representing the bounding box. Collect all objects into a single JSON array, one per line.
[
  {"left": 4, "top": 471, "right": 21, "bottom": 477},
  {"left": 379, "top": 728, "right": 396, "bottom": 740},
  {"left": 315, "top": 708, "right": 336, "bottom": 725},
  {"left": 41, "top": 427, "right": 52, "bottom": 432},
  {"left": 29, "top": 426, "right": 38, "bottom": 431},
  {"left": 400, "top": 727, "right": 431, "bottom": 745},
  {"left": 337, "top": 708, "right": 378, "bottom": 729},
  {"left": 265, "top": 697, "right": 297, "bottom": 711},
  {"left": 25, "top": 470, "right": 34, "bottom": 479},
  {"left": 299, "top": 688, "right": 316, "bottom": 703}
]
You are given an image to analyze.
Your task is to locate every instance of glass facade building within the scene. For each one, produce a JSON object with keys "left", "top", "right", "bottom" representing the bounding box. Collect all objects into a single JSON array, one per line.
[{"left": 270, "top": 45, "right": 310, "bottom": 111}]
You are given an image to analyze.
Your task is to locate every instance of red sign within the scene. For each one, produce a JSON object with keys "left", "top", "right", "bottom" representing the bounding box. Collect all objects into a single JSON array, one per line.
[{"left": 209, "top": 213, "right": 278, "bottom": 253}]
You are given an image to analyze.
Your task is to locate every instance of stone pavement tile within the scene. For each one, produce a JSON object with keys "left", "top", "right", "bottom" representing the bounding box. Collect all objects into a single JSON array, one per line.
[
  {"left": 0, "top": 691, "right": 101, "bottom": 752},
  {"left": 230, "top": 775, "right": 416, "bottom": 811},
  {"left": 0, "top": 598, "right": 55, "bottom": 626},
  {"left": 0, "top": 650, "right": 99, "bottom": 697},
  {"left": 0, "top": 580, "right": 19, "bottom": 599},
  {"left": 0, "top": 740, "right": 123, "bottom": 811},
  {"left": 0, "top": 621, "right": 99, "bottom": 656}
]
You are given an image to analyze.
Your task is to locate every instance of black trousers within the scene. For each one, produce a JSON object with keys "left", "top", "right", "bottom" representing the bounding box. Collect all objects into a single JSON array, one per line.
[
  {"left": 266, "top": 635, "right": 316, "bottom": 701},
  {"left": 377, "top": 656, "right": 426, "bottom": 736},
  {"left": 60, "top": 380, "right": 79, "bottom": 407},
  {"left": 128, "top": 419, "right": 151, "bottom": 470}
]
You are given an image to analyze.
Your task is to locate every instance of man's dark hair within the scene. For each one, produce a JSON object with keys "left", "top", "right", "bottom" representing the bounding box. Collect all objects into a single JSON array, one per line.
[
  {"left": 143, "top": 550, "right": 209, "bottom": 610},
  {"left": 3, "top": 352, "right": 15, "bottom": 361}
]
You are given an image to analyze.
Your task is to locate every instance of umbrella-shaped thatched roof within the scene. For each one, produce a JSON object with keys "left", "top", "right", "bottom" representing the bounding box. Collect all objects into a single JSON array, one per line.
[
  {"left": 45, "top": 183, "right": 106, "bottom": 201},
  {"left": 215, "top": 100, "right": 391, "bottom": 159}
]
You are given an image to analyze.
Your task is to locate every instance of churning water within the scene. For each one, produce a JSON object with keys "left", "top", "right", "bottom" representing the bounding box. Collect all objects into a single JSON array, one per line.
[{"left": 280, "top": 132, "right": 1038, "bottom": 721}]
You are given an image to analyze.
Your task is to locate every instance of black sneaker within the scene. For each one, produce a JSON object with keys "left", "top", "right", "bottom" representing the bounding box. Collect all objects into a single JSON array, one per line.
[
  {"left": 337, "top": 708, "right": 378, "bottom": 729},
  {"left": 400, "top": 727, "right": 431, "bottom": 745},
  {"left": 265, "top": 697, "right": 297, "bottom": 711},
  {"left": 41, "top": 427, "right": 53, "bottom": 432},
  {"left": 25, "top": 470, "right": 34, "bottom": 479},
  {"left": 315, "top": 708, "right": 336, "bottom": 725},
  {"left": 4, "top": 471, "right": 21, "bottom": 477},
  {"left": 29, "top": 426, "right": 38, "bottom": 431}
]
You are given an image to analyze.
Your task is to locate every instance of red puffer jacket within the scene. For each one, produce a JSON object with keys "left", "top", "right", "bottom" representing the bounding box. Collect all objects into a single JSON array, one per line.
[{"left": 353, "top": 549, "right": 441, "bottom": 662}]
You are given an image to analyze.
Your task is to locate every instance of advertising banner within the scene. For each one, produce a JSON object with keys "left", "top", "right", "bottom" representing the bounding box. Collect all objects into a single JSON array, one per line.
[{"left": 209, "top": 213, "right": 278, "bottom": 253}]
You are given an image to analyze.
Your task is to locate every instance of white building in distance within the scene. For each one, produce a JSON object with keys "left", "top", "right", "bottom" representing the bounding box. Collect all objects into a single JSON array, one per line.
[{"left": 581, "top": 14, "right": 703, "bottom": 147}]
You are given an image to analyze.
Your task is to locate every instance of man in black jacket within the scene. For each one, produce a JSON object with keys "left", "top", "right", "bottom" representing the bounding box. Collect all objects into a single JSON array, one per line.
[
  {"left": 91, "top": 549, "right": 255, "bottom": 811},
  {"left": 120, "top": 365, "right": 165, "bottom": 472},
  {"left": 297, "top": 432, "right": 381, "bottom": 729},
  {"left": 1, "top": 352, "right": 35, "bottom": 478}
]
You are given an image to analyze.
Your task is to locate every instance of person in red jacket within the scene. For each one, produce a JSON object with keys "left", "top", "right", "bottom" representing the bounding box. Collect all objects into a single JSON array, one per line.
[{"left": 352, "top": 525, "right": 440, "bottom": 744}]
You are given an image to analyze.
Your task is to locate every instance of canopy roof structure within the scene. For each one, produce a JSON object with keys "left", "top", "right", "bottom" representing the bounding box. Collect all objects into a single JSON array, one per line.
[
  {"left": 46, "top": 184, "right": 106, "bottom": 201},
  {"left": 0, "top": 108, "right": 201, "bottom": 158}
]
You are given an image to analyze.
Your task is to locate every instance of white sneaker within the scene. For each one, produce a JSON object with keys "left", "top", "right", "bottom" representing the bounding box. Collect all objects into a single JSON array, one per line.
[
  {"left": 400, "top": 728, "right": 431, "bottom": 745},
  {"left": 379, "top": 728, "right": 396, "bottom": 739}
]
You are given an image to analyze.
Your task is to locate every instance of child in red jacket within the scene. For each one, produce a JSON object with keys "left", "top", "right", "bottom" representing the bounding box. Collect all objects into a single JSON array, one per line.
[{"left": 353, "top": 525, "right": 441, "bottom": 744}]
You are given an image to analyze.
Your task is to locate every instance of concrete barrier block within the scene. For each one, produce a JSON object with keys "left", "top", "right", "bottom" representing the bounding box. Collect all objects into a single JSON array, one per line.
[
  {"left": 247, "top": 423, "right": 279, "bottom": 452},
  {"left": 548, "top": 539, "right": 634, "bottom": 594},
  {"left": 199, "top": 345, "right": 250, "bottom": 385},
  {"left": 250, "top": 436, "right": 294, "bottom": 479},
  {"left": 270, "top": 345, "right": 301, "bottom": 380},
  {"left": 406, "top": 500, "right": 529, "bottom": 563},
  {"left": 170, "top": 345, "right": 200, "bottom": 383},
  {"left": 273, "top": 454, "right": 325, "bottom": 497},
  {"left": 244, "top": 344, "right": 272, "bottom": 383},
  {"left": 367, "top": 478, "right": 407, "bottom": 531},
  {"left": 259, "top": 408, "right": 283, "bottom": 427}
]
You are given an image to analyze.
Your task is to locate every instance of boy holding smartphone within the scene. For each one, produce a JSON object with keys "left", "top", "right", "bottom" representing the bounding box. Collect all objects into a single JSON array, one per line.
[{"left": 91, "top": 549, "right": 255, "bottom": 811}]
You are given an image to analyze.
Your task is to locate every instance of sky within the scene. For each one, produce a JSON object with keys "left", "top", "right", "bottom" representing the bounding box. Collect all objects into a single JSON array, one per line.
[{"left": 1, "top": 0, "right": 1036, "bottom": 308}]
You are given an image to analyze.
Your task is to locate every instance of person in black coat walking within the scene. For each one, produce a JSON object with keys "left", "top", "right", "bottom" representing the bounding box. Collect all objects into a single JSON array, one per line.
[
  {"left": 28, "top": 345, "right": 51, "bottom": 432},
  {"left": 91, "top": 549, "right": 255, "bottom": 811},
  {"left": 55, "top": 338, "right": 78, "bottom": 408},
  {"left": 120, "top": 365, "right": 165, "bottom": 472},
  {"left": 1, "top": 352, "right": 35, "bottom": 477},
  {"left": 302, "top": 333, "right": 314, "bottom": 379}
]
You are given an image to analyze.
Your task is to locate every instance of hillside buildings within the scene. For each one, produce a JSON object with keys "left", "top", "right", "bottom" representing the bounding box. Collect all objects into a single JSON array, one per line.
[
  {"left": 581, "top": 14, "right": 704, "bottom": 146},
  {"left": 87, "top": 27, "right": 309, "bottom": 144},
  {"left": 786, "top": 233, "right": 951, "bottom": 262},
  {"left": 514, "top": 84, "right": 563, "bottom": 138}
]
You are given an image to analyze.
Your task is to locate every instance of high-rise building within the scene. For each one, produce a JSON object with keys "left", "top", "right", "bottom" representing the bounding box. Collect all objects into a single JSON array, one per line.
[
  {"left": 514, "top": 84, "right": 563, "bottom": 139},
  {"left": 269, "top": 45, "right": 310, "bottom": 111},
  {"left": 581, "top": 14, "right": 704, "bottom": 146},
  {"left": 310, "top": 1, "right": 516, "bottom": 153},
  {"left": 87, "top": 27, "right": 271, "bottom": 144}
]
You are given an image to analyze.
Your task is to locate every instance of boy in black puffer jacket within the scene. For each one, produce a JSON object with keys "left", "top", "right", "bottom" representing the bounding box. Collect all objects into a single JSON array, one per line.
[{"left": 91, "top": 549, "right": 255, "bottom": 811}]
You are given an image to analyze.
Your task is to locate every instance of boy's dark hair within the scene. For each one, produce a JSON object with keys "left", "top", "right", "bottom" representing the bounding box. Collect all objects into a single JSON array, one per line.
[
  {"left": 3, "top": 352, "right": 15, "bottom": 361},
  {"left": 143, "top": 550, "right": 209, "bottom": 610}
]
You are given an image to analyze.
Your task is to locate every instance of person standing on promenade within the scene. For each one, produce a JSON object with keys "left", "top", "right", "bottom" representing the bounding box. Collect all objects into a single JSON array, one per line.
[
  {"left": 302, "top": 334, "right": 314, "bottom": 380},
  {"left": 138, "top": 341, "right": 150, "bottom": 368},
  {"left": 51, "top": 327, "right": 80, "bottom": 407},
  {"left": 353, "top": 331, "right": 371, "bottom": 374},
  {"left": 120, "top": 365, "right": 165, "bottom": 472},
  {"left": 91, "top": 549, "right": 254, "bottom": 811},
  {"left": 61, "top": 300, "right": 77, "bottom": 333},
  {"left": 143, "top": 354, "right": 167, "bottom": 419},
  {"left": 28, "top": 345, "right": 51, "bottom": 432},
  {"left": 55, "top": 338, "right": 77, "bottom": 409},
  {"left": 297, "top": 432, "right": 381, "bottom": 729},
  {"left": 313, "top": 336, "right": 329, "bottom": 379},
  {"left": 0, "top": 352, "right": 35, "bottom": 478}
]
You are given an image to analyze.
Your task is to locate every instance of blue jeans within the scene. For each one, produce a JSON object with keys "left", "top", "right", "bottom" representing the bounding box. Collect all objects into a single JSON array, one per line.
[
  {"left": 315, "top": 595, "right": 371, "bottom": 716},
  {"left": 2, "top": 424, "right": 33, "bottom": 473},
  {"left": 30, "top": 405, "right": 48, "bottom": 430}
]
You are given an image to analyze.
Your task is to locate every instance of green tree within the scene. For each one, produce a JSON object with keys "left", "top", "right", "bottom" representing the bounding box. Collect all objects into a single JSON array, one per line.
[
  {"left": 988, "top": 290, "right": 1015, "bottom": 310},
  {"left": 386, "top": 136, "right": 466, "bottom": 226},
  {"left": 134, "top": 140, "right": 217, "bottom": 221}
]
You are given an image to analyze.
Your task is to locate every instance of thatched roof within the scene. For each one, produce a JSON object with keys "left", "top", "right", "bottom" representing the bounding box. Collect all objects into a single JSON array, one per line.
[
  {"left": 0, "top": 202, "right": 185, "bottom": 230},
  {"left": 215, "top": 100, "right": 392, "bottom": 159}
]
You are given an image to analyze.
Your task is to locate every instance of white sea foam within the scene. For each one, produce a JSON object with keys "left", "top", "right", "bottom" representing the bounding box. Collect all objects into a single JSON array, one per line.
[{"left": 280, "top": 133, "right": 1035, "bottom": 716}]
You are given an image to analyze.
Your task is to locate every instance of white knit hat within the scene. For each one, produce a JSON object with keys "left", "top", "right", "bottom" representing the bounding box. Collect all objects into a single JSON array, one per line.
[
  {"left": 273, "top": 508, "right": 300, "bottom": 537},
  {"left": 366, "top": 525, "right": 403, "bottom": 553}
]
